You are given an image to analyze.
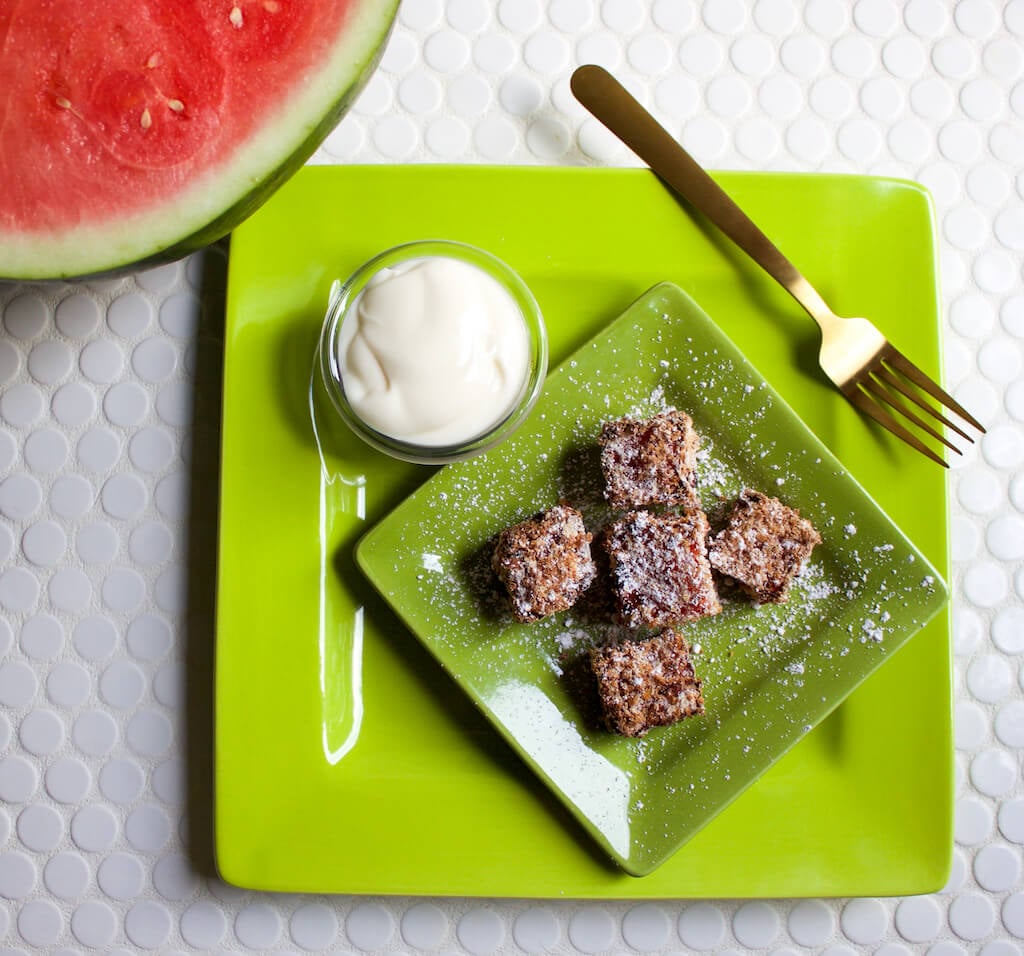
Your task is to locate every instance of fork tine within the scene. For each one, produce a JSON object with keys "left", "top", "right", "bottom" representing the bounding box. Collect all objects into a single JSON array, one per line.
[
  {"left": 884, "top": 347, "right": 986, "bottom": 433},
  {"left": 862, "top": 375, "right": 961, "bottom": 454},
  {"left": 873, "top": 364, "right": 974, "bottom": 443},
  {"left": 844, "top": 384, "right": 950, "bottom": 468}
]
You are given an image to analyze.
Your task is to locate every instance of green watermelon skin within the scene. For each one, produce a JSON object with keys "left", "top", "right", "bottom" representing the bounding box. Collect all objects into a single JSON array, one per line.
[{"left": 0, "top": 0, "right": 399, "bottom": 280}]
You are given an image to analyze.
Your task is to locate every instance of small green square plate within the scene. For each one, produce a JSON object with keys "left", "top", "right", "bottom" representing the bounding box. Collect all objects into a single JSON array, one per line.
[
  {"left": 216, "top": 165, "right": 953, "bottom": 895},
  {"left": 356, "top": 280, "right": 948, "bottom": 876}
]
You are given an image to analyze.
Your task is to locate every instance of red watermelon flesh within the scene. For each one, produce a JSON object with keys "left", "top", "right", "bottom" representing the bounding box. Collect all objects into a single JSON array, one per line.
[{"left": 0, "top": 0, "right": 397, "bottom": 278}]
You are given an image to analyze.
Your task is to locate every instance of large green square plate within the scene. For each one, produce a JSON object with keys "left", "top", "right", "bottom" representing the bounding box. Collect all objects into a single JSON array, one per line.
[{"left": 216, "top": 166, "right": 952, "bottom": 895}]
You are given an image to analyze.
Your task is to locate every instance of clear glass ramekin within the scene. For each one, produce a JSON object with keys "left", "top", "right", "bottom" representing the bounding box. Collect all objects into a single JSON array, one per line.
[{"left": 318, "top": 239, "right": 548, "bottom": 464}]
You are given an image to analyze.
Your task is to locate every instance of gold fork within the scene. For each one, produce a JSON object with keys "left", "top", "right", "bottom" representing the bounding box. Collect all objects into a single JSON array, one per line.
[{"left": 571, "top": 64, "right": 984, "bottom": 467}]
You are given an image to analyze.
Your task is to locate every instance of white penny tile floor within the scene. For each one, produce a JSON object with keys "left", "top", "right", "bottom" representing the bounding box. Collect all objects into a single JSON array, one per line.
[{"left": 2, "top": 0, "right": 1024, "bottom": 952}]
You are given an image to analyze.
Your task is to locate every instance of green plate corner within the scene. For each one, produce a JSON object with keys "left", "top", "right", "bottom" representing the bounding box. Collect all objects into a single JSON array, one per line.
[{"left": 215, "top": 166, "right": 953, "bottom": 896}]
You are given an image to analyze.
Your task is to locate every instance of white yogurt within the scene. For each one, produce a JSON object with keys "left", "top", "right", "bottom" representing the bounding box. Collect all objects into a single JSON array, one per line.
[{"left": 335, "top": 255, "right": 531, "bottom": 446}]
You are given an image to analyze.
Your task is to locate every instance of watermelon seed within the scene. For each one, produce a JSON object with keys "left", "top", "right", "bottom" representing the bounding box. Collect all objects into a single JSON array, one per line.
[
  {"left": 229, "top": 6, "right": 244, "bottom": 27},
  {"left": 141, "top": 109, "right": 152, "bottom": 129},
  {"left": 52, "top": 94, "right": 84, "bottom": 120},
  {"left": 146, "top": 53, "right": 161, "bottom": 69},
  {"left": 263, "top": 0, "right": 280, "bottom": 10},
  {"left": 167, "top": 99, "right": 185, "bottom": 113}
]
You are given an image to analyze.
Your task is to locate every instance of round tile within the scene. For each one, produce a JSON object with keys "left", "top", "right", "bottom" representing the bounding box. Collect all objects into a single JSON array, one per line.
[
  {"left": 289, "top": 902, "right": 338, "bottom": 951},
  {"left": 180, "top": 901, "right": 227, "bottom": 949},
  {"left": 781, "top": 34, "right": 826, "bottom": 77},
  {"left": 72, "top": 710, "right": 119, "bottom": 757},
  {"left": 983, "top": 425, "right": 1024, "bottom": 470},
  {"left": 567, "top": 907, "right": 615, "bottom": 954},
  {"left": 346, "top": 902, "right": 394, "bottom": 950},
  {"left": 70, "top": 901, "right": 117, "bottom": 949},
  {"left": 957, "top": 795, "right": 995, "bottom": 845},
  {"left": 132, "top": 338, "right": 177, "bottom": 382},
  {"left": 967, "top": 654, "right": 1014, "bottom": 703},
  {"left": 107, "top": 293, "right": 154, "bottom": 338},
  {"left": 125, "top": 900, "right": 174, "bottom": 950},
  {"left": 0, "top": 383, "right": 45, "bottom": 428},
  {"left": 831, "top": 34, "right": 875, "bottom": 77},
  {"left": 17, "top": 899, "right": 64, "bottom": 948},
  {"left": 21, "top": 520, "right": 67, "bottom": 567},
  {"left": 97, "top": 852, "right": 145, "bottom": 900},
  {"left": 883, "top": 33, "right": 926, "bottom": 77},
  {"left": 0, "top": 567, "right": 40, "bottom": 613},
  {"left": 45, "top": 757, "right": 92, "bottom": 804},
  {"left": 70, "top": 805, "right": 119, "bottom": 853},
  {"left": 98, "top": 758, "right": 145, "bottom": 805},
  {"left": 0, "top": 850, "right": 37, "bottom": 899},
  {"left": 27, "top": 340, "right": 73, "bottom": 385},
  {"left": 125, "top": 804, "right": 171, "bottom": 853},
  {"left": 787, "top": 899, "right": 834, "bottom": 947},
  {"left": 971, "top": 748, "right": 1017, "bottom": 797},
  {"left": 963, "top": 562, "right": 1009, "bottom": 609},
  {"left": 732, "top": 901, "right": 780, "bottom": 949},
  {"left": 43, "top": 851, "right": 91, "bottom": 899},
  {"left": 153, "top": 853, "right": 199, "bottom": 902},
  {"left": 621, "top": 903, "right": 671, "bottom": 951},
  {"left": 702, "top": 0, "right": 747, "bottom": 33},
  {"left": 19, "top": 614, "right": 63, "bottom": 660},
  {"left": 0, "top": 474, "right": 43, "bottom": 521},
  {"left": 126, "top": 709, "right": 173, "bottom": 757},
  {"left": 975, "top": 844, "right": 1022, "bottom": 892},
  {"left": 235, "top": 902, "right": 282, "bottom": 950},
  {"left": 18, "top": 708, "right": 65, "bottom": 756},
  {"left": 50, "top": 383, "right": 96, "bottom": 431},
  {"left": 16, "top": 804, "right": 63, "bottom": 852},
  {"left": 895, "top": 896, "right": 943, "bottom": 943},
  {"left": 79, "top": 339, "right": 124, "bottom": 384},
  {"left": 0, "top": 756, "right": 39, "bottom": 804},
  {"left": 512, "top": 907, "right": 560, "bottom": 953},
  {"left": 526, "top": 31, "right": 570, "bottom": 74},
  {"left": 949, "top": 893, "right": 996, "bottom": 941},
  {"left": 100, "top": 566, "right": 145, "bottom": 613},
  {"left": 4, "top": 294, "right": 49, "bottom": 340},
  {"left": 0, "top": 662, "right": 38, "bottom": 708},
  {"left": 76, "top": 426, "right": 122, "bottom": 473},
  {"left": 840, "top": 899, "right": 888, "bottom": 945}
]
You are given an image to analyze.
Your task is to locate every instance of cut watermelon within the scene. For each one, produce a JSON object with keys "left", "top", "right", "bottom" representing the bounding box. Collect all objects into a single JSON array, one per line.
[{"left": 0, "top": 0, "right": 398, "bottom": 279}]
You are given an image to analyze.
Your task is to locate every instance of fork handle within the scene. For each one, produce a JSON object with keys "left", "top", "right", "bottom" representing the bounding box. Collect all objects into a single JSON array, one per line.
[{"left": 571, "top": 65, "right": 837, "bottom": 330}]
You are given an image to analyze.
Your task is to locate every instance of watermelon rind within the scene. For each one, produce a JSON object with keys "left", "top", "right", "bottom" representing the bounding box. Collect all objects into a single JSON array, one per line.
[{"left": 1, "top": 0, "right": 399, "bottom": 281}]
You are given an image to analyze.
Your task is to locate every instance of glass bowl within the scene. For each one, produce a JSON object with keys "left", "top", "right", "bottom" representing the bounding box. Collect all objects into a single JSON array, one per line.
[{"left": 318, "top": 239, "right": 548, "bottom": 464}]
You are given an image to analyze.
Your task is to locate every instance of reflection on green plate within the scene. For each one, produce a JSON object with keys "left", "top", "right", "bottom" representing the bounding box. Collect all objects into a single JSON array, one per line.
[
  {"left": 216, "top": 166, "right": 952, "bottom": 895},
  {"left": 357, "top": 281, "right": 948, "bottom": 876}
]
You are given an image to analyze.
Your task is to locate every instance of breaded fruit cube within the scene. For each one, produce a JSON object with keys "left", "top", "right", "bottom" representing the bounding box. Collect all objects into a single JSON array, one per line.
[
  {"left": 598, "top": 408, "right": 701, "bottom": 510},
  {"left": 602, "top": 509, "right": 721, "bottom": 629},
  {"left": 492, "top": 504, "right": 597, "bottom": 623},
  {"left": 708, "top": 488, "right": 821, "bottom": 604},
  {"left": 590, "top": 629, "right": 704, "bottom": 737}
]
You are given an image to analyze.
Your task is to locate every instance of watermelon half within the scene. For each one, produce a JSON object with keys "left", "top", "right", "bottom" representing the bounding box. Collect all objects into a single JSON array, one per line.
[{"left": 0, "top": 0, "right": 399, "bottom": 279}]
